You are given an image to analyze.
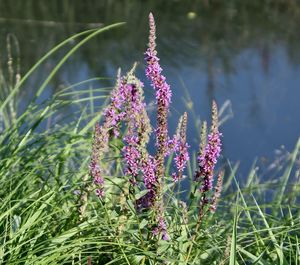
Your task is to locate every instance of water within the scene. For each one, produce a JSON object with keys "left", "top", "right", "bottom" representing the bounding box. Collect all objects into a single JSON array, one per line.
[{"left": 1, "top": 1, "right": 299, "bottom": 179}]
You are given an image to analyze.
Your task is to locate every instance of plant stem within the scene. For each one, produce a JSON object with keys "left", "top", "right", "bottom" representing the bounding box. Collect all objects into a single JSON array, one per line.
[{"left": 185, "top": 193, "right": 208, "bottom": 263}]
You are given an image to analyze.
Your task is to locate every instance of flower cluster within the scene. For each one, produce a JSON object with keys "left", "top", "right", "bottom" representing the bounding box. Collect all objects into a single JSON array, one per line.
[
  {"left": 90, "top": 70, "right": 151, "bottom": 197},
  {"left": 197, "top": 130, "right": 222, "bottom": 191},
  {"left": 194, "top": 101, "right": 222, "bottom": 214},
  {"left": 89, "top": 123, "right": 108, "bottom": 198},
  {"left": 88, "top": 13, "right": 223, "bottom": 243},
  {"left": 152, "top": 216, "right": 169, "bottom": 241},
  {"left": 172, "top": 112, "right": 190, "bottom": 182},
  {"left": 103, "top": 76, "right": 126, "bottom": 137},
  {"left": 144, "top": 13, "right": 175, "bottom": 239},
  {"left": 123, "top": 135, "right": 140, "bottom": 184},
  {"left": 210, "top": 170, "right": 224, "bottom": 212},
  {"left": 121, "top": 73, "right": 152, "bottom": 184},
  {"left": 145, "top": 12, "right": 172, "bottom": 157},
  {"left": 103, "top": 72, "right": 148, "bottom": 138},
  {"left": 140, "top": 155, "right": 157, "bottom": 207}
]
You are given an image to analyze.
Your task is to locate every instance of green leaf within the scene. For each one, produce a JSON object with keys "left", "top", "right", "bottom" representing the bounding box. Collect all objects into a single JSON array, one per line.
[
  {"left": 276, "top": 137, "right": 300, "bottom": 206},
  {"left": 11, "top": 215, "right": 21, "bottom": 234},
  {"left": 135, "top": 189, "right": 149, "bottom": 200},
  {"left": 139, "top": 219, "right": 148, "bottom": 229},
  {"left": 229, "top": 195, "right": 239, "bottom": 265},
  {"left": 252, "top": 195, "right": 288, "bottom": 265}
]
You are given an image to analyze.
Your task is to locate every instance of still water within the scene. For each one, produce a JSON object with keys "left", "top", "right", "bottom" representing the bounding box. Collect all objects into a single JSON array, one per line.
[{"left": 1, "top": 1, "right": 299, "bottom": 179}]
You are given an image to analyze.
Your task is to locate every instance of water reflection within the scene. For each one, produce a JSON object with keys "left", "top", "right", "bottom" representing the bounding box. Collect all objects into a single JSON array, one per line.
[{"left": 0, "top": 0, "right": 300, "bottom": 177}]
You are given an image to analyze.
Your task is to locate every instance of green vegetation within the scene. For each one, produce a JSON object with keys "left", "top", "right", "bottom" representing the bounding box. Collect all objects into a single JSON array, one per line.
[{"left": 0, "top": 20, "right": 300, "bottom": 265}]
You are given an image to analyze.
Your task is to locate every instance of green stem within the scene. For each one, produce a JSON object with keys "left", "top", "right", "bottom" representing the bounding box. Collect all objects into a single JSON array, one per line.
[{"left": 185, "top": 193, "right": 208, "bottom": 264}]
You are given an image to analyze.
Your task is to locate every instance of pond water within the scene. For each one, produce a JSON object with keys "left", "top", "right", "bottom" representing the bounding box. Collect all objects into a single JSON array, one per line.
[{"left": 1, "top": 1, "right": 300, "bottom": 179}]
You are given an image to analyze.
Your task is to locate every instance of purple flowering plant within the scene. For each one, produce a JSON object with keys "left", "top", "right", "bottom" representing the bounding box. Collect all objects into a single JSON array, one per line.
[{"left": 87, "top": 13, "right": 223, "bottom": 260}]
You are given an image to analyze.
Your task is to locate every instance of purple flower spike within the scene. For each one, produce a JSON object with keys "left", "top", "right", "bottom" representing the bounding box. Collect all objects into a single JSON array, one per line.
[
  {"left": 195, "top": 101, "right": 222, "bottom": 193},
  {"left": 103, "top": 76, "right": 128, "bottom": 137},
  {"left": 144, "top": 12, "right": 172, "bottom": 239},
  {"left": 145, "top": 13, "right": 172, "bottom": 157},
  {"left": 198, "top": 131, "right": 222, "bottom": 192},
  {"left": 172, "top": 113, "right": 189, "bottom": 181},
  {"left": 138, "top": 155, "right": 157, "bottom": 207},
  {"left": 173, "top": 142, "right": 190, "bottom": 181},
  {"left": 121, "top": 72, "right": 151, "bottom": 184},
  {"left": 152, "top": 216, "right": 169, "bottom": 241},
  {"left": 142, "top": 155, "right": 157, "bottom": 189},
  {"left": 123, "top": 135, "right": 140, "bottom": 181}
]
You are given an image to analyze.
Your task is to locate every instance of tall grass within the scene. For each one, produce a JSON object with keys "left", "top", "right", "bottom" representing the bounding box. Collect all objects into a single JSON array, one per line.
[{"left": 0, "top": 17, "right": 300, "bottom": 265}]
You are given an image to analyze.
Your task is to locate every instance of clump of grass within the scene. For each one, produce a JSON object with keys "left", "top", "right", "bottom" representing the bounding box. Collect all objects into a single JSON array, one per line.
[{"left": 0, "top": 13, "right": 299, "bottom": 265}]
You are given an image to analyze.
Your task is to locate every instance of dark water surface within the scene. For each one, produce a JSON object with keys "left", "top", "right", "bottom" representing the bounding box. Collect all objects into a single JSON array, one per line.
[{"left": 1, "top": 1, "right": 300, "bottom": 179}]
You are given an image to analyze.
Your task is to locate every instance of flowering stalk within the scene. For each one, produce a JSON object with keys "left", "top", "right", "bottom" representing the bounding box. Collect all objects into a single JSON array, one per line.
[
  {"left": 195, "top": 101, "right": 222, "bottom": 193},
  {"left": 199, "top": 121, "right": 207, "bottom": 162},
  {"left": 123, "top": 135, "right": 140, "bottom": 184},
  {"left": 103, "top": 71, "right": 126, "bottom": 138},
  {"left": 145, "top": 12, "right": 171, "bottom": 173},
  {"left": 121, "top": 71, "right": 151, "bottom": 185},
  {"left": 186, "top": 101, "right": 222, "bottom": 262},
  {"left": 89, "top": 123, "right": 108, "bottom": 199},
  {"left": 120, "top": 70, "right": 167, "bottom": 236},
  {"left": 193, "top": 101, "right": 222, "bottom": 224},
  {"left": 144, "top": 12, "right": 172, "bottom": 240},
  {"left": 140, "top": 154, "right": 157, "bottom": 208},
  {"left": 89, "top": 71, "right": 134, "bottom": 199},
  {"left": 86, "top": 74, "right": 126, "bottom": 215},
  {"left": 210, "top": 170, "right": 224, "bottom": 213},
  {"left": 172, "top": 112, "right": 190, "bottom": 182}
]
